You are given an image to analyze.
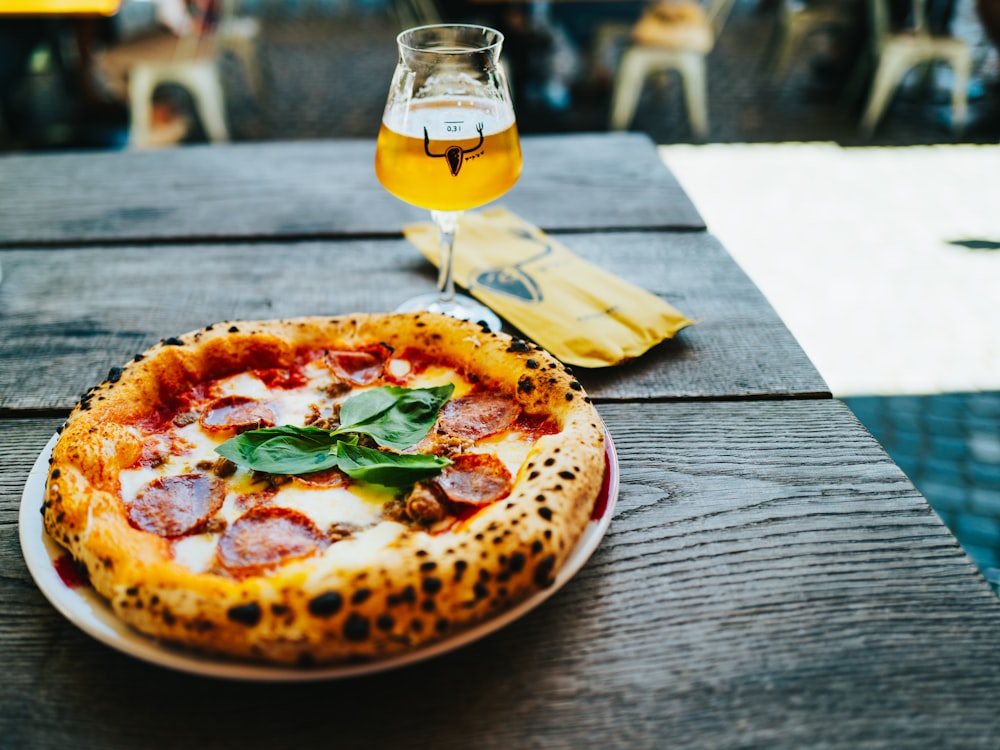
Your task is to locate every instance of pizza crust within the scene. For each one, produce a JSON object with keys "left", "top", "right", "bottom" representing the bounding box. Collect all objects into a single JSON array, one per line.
[{"left": 43, "top": 313, "right": 606, "bottom": 665}]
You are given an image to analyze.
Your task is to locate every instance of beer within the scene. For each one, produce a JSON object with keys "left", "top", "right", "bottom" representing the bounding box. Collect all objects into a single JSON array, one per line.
[{"left": 376, "top": 100, "right": 522, "bottom": 212}]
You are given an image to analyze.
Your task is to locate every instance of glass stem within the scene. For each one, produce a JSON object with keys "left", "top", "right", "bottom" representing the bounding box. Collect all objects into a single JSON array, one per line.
[{"left": 432, "top": 210, "right": 461, "bottom": 304}]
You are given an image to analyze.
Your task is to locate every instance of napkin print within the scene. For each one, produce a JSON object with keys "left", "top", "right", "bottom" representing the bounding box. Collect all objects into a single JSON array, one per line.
[{"left": 404, "top": 208, "right": 693, "bottom": 368}]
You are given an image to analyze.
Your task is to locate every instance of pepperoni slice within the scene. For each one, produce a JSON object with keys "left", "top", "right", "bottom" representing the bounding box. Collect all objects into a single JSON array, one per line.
[
  {"left": 295, "top": 466, "right": 348, "bottom": 488},
  {"left": 437, "top": 393, "right": 519, "bottom": 441},
  {"left": 128, "top": 473, "right": 225, "bottom": 538},
  {"left": 326, "top": 350, "right": 385, "bottom": 385},
  {"left": 199, "top": 395, "right": 276, "bottom": 434},
  {"left": 257, "top": 366, "right": 308, "bottom": 390},
  {"left": 434, "top": 453, "right": 512, "bottom": 506},
  {"left": 217, "top": 506, "right": 328, "bottom": 576}
]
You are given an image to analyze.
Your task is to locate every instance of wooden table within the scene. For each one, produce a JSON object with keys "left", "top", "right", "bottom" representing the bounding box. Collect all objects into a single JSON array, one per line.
[{"left": 2, "top": 133, "right": 998, "bottom": 748}]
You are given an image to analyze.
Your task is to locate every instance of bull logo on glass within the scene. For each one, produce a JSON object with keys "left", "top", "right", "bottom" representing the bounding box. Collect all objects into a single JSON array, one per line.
[{"left": 424, "top": 123, "right": 485, "bottom": 177}]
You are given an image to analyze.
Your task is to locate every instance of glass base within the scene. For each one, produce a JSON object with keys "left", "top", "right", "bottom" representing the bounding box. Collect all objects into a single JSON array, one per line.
[{"left": 395, "top": 292, "right": 502, "bottom": 332}]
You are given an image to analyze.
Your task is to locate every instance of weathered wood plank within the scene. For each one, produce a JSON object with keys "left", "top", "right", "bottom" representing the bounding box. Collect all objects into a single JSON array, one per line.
[
  {"left": 0, "top": 231, "right": 826, "bottom": 412},
  {"left": 0, "top": 134, "right": 704, "bottom": 246},
  {"left": 3, "top": 402, "right": 998, "bottom": 748}
]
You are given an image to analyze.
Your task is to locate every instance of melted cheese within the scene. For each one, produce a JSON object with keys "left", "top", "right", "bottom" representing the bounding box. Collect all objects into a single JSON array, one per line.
[
  {"left": 214, "top": 372, "right": 271, "bottom": 400},
  {"left": 172, "top": 533, "right": 219, "bottom": 572},
  {"left": 397, "top": 361, "right": 475, "bottom": 398},
  {"left": 268, "top": 485, "right": 392, "bottom": 531},
  {"left": 470, "top": 430, "right": 536, "bottom": 480}
]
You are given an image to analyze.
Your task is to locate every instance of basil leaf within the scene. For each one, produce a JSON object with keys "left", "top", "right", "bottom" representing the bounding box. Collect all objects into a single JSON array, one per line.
[
  {"left": 334, "top": 384, "right": 454, "bottom": 451},
  {"left": 213, "top": 386, "right": 455, "bottom": 483},
  {"left": 335, "top": 442, "right": 451, "bottom": 487},
  {"left": 215, "top": 426, "right": 339, "bottom": 474}
]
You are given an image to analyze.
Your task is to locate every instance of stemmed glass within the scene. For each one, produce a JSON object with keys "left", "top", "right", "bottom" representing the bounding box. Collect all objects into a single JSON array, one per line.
[{"left": 375, "top": 24, "right": 522, "bottom": 331}]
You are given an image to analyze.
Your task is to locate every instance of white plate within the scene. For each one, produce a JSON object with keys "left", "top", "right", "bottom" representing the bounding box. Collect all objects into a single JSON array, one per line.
[{"left": 19, "top": 432, "right": 618, "bottom": 681}]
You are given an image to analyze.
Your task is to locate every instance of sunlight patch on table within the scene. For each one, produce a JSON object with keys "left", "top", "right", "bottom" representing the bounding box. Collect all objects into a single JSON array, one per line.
[{"left": 659, "top": 142, "right": 1000, "bottom": 397}]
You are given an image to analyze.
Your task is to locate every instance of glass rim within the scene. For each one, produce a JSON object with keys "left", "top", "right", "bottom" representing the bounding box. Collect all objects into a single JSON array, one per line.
[{"left": 396, "top": 23, "right": 504, "bottom": 54}]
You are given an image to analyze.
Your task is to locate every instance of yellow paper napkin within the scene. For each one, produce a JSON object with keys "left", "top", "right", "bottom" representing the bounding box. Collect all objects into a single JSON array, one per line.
[{"left": 403, "top": 208, "right": 694, "bottom": 368}]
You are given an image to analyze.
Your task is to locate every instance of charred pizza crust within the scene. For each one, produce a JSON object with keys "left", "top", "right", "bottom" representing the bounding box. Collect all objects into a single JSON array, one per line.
[{"left": 43, "top": 313, "right": 606, "bottom": 665}]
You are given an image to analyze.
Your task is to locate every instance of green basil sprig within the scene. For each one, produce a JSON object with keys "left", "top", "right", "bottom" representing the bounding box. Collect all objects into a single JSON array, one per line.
[
  {"left": 334, "top": 441, "right": 451, "bottom": 486},
  {"left": 335, "top": 384, "right": 454, "bottom": 451},
  {"left": 216, "top": 425, "right": 341, "bottom": 475},
  {"left": 214, "top": 384, "right": 454, "bottom": 487}
]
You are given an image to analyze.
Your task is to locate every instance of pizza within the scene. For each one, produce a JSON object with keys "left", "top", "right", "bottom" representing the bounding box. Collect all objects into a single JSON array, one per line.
[{"left": 42, "top": 313, "right": 607, "bottom": 666}]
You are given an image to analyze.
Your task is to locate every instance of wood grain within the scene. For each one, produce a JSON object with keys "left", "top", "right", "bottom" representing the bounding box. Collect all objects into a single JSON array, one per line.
[
  {"left": 3, "top": 402, "right": 998, "bottom": 748},
  {"left": 0, "top": 134, "right": 704, "bottom": 246},
  {"left": 5, "top": 133, "right": 988, "bottom": 750},
  {"left": 0, "top": 231, "right": 826, "bottom": 412}
]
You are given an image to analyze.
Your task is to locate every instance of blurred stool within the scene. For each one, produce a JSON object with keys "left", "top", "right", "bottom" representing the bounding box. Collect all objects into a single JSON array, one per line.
[
  {"left": 125, "top": 0, "right": 261, "bottom": 147},
  {"left": 127, "top": 35, "right": 227, "bottom": 145},
  {"left": 608, "top": 0, "right": 736, "bottom": 139},
  {"left": 765, "top": 0, "right": 858, "bottom": 79},
  {"left": 217, "top": 11, "right": 262, "bottom": 96},
  {"left": 857, "top": 0, "right": 971, "bottom": 136}
]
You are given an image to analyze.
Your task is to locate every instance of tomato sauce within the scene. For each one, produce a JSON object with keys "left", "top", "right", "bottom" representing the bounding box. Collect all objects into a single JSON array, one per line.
[
  {"left": 256, "top": 365, "right": 309, "bottom": 390},
  {"left": 591, "top": 444, "right": 614, "bottom": 521},
  {"left": 514, "top": 412, "right": 560, "bottom": 437},
  {"left": 54, "top": 553, "right": 89, "bottom": 588}
]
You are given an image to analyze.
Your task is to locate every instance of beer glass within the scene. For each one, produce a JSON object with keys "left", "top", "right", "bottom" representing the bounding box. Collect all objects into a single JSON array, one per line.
[{"left": 375, "top": 24, "right": 522, "bottom": 330}]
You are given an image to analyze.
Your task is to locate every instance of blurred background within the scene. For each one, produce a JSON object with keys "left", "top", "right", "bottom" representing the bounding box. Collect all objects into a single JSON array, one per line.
[
  {"left": 2, "top": 0, "right": 998, "bottom": 149},
  {"left": 2, "top": 0, "right": 1000, "bottom": 591}
]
